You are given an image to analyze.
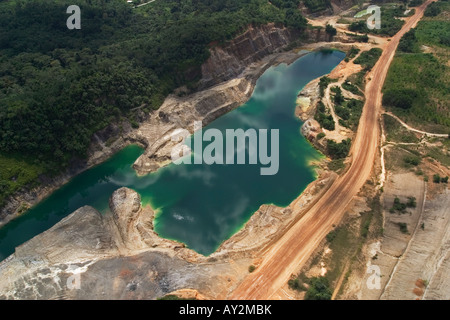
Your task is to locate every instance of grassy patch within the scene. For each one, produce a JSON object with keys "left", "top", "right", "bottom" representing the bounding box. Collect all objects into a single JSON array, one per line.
[
  {"left": 0, "top": 154, "right": 45, "bottom": 208},
  {"left": 382, "top": 5, "right": 450, "bottom": 133},
  {"left": 426, "top": 147, "right": 450, "bottom": 167},
  {"left": 328, "top": 159, "right": 345, "bottom": 173},
  {"left": 347, "top": 70, "right": 366, "bottom": 91},
  {"left": 383, "top": 114, "right": 420, "bottom": 143},
  {"left": 337, "top": 18, "right": 352, "bottom": 24}
]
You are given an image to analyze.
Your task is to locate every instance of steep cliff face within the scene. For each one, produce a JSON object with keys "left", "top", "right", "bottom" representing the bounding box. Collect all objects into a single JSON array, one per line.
[{"left": 199, "top": 23, "right": 302, "bottom": 89}]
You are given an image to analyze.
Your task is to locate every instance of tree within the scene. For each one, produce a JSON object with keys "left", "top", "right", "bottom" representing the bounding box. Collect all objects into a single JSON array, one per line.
[
  {"left": 433, "top": 174, "right": 441, "bottom": 183},
  {"left": 406, "top": 196, "right": 416, "bottom": 208},
  {"left": 305, "top": 277, "right": 332, "bottom": 300},
  {"left": 285, "top": 8, "right": 307, "bottom": 30},
  {"left": 424, "top": 2, "right": 441, "bottom": 17},
  {"left": 333, "top": 86, "right": 344, "bottom": 105},
  {"left": 325, "top": 24, "right": 337, "bottom": 37},
  {"left": 326, "top": 138, "right": 351, "bottom": 159},
  {"left": 382, "top": 89, "right": 415, "bottom": 109},
  {"left": 398, "top": 29, "right": 417, "bottom": 52}
]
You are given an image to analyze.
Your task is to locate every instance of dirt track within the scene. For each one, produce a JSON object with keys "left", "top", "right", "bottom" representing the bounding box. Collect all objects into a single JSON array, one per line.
[{"left": 229, "top": 0, "right": 434, "bottom": 300}]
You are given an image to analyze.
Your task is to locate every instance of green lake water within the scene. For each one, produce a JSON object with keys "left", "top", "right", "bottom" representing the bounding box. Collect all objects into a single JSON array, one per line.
[{"left": 0, "top": 50, "right": 345, "bottom": 260}]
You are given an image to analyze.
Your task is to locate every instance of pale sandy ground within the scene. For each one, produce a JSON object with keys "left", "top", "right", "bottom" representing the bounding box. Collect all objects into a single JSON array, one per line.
[{"left": 350, "top": 171, "right": 450, "bottom": 300}]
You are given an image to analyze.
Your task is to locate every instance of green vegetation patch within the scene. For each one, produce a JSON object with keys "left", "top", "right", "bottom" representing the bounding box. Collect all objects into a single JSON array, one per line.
[
  {"left": 383, "top": 114, "right": 420, "bottom": 143},
  {"left": 426, "top": 147, "right": 450, "bottom": 167},
  {"left": 327, "top": 158, "right": 345, "bottom": 173},
  {"left": 349, "top": 6, "right": 405, "bottom": 37},
  {"left": 347, "top": 46, "right": 360, "bottom": 60},
  {"left": 382, "top": 53, "right": 450, "bottom": 132},
  {"left": 347, "top": 70, "right": 366, "bottom": 91},
  {"left": 303, "top": 0, "right": 331, "bottom": 13},
  {"left": 315, "top": 101, "right": 335, "bottom": 131},
  {"left": 335, "top": 99, "right": 364, "bottom": 131},
  {"left": 382, "top": 5, "right": 450, "bottom": 133},
  {"left": 342, "top": 80, "right": 362, "bottom": 96},
  {"left": 0, "top": 154, "right": 44, "bottom": 208},
  {"left": 397, "top": 222, "right": 409, "bottom": 234},
  {"left": 305, "top": 276, "right": 332, "bottom": 300},
  {"left": 353, "top": 48, "right": 383, "bottom": 71},
  {"left": 326, "top": 138, "right": 351, "bottom": 159}
]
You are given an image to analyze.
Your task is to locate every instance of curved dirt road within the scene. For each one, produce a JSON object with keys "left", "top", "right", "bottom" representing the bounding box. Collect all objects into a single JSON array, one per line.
[
  {"left": 229, "top": 0, "right": 434, "bottom": 300},
  {"left": 383, "top": 111, "right": 448, "bottom": 138}
]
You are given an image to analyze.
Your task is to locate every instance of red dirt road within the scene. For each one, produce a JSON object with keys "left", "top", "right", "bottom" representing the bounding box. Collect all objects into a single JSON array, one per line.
[{"left": 229, "top": 0, "right": 434, "bottom": 300}]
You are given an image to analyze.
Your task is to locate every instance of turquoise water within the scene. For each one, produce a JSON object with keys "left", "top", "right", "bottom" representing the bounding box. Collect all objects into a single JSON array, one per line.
[{"left": 0, "top": 50, "right": 345, "bottom": 260}]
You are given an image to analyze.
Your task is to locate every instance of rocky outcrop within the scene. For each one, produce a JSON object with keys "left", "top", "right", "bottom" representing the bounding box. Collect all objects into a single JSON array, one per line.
[
  {"left": 296, "top": 77, "right": 321, "bottom": 122},
  {"left": 301, "top": 119, "right": 323, "bottom": 142},
  {"left": 13, "top": 206, "right": 116, "bottom": 265},
  {"left": 200, "top": 23, "right": 302, "bottom": 89},
  {"left": 0, "top": 187, "right": 207, "bottom": 299}
]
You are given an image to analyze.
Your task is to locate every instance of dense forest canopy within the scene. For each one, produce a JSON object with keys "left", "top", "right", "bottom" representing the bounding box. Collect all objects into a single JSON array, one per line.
[{"left": 0, "top": 0, "right": 308, "bottom": 206}]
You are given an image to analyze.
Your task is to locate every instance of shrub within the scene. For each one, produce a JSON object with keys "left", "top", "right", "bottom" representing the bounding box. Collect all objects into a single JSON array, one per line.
[
  {"left": 382, "top": 89, "right": 416, "bottom": 109},
  {"left": 319, "top": 76, "right": 333, "bottom": 97},
  {"left": 336, "top": 105, "right": 350, "bottom": 120},
  {"left": 305, "top": 277, "right": 332, "bottom": 300},
  {"left": 333, "top": 86, "right": 344, "bottom": 105},
  {"left": 403, "top": 155, "right": 421, "bottom": 166},
  {"left": 406, "top": 196, "right": 417, "bottom": 208},
  {"left": 326, "top": 229, "right": 338, "bottom": 242},
  {"left": 398, "top": 29, "right": 417, "bottom": 53},
  {"left": 392, "top": 196, "right": 407, "bottom": 213},
  {"left": 315, "top": 111, "right": 335, "bottom": 131},
  {"left": 409, "top": 0, "right": 423, "bottom": 7},
  {"left": 248, "top": 265, "right": 256, "bottom": 273},
  {"left": 325, "top": 24, "right": 337, "bottom": 36},
  {"left": 288, "top": 278, "right": 306, "bottom": 291},
  {"left": 326, "top": 138, "right": 351, "bottom": 159},
  {"left": 398, "top": 222, "right": 408, "bottom": 234},
  {"left": 433, "top": 174, "right": 441, "bottom": 183},
  {"left": 347, "top": 47, "right": 360, "bottom": 60},
  {"left": 424, "top": 2, "right": 442, "bottom": 17},
  {"left": 317, "top": 132, "right": 326, "bottom": 140},
  {"left": 356, "top": 34, "right": 369, "bottom": 43}
]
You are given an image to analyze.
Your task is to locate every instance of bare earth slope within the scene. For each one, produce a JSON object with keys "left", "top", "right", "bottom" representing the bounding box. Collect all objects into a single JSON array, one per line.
[{"left": 229, "top": 0, "right": 435, "bottom": 300}]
